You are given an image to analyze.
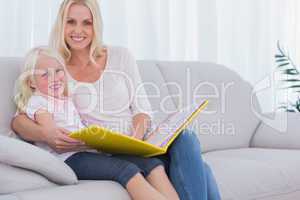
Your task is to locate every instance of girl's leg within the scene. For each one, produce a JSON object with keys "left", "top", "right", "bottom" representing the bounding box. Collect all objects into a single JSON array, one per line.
[
  {"left": 126, "top": 173, "right": 166, "bottom": 200},
  {"left": 65, "top": 152, "right": 166, "bottom": 200},
  {"left": 167, "top": 129, "right": 209, "bottom": 200},
  {"left": 146, "top": 165, "right": 180, "bottom": 200},
  {"left": 115, "top": 154, "right": 179, "bottom": 199}
]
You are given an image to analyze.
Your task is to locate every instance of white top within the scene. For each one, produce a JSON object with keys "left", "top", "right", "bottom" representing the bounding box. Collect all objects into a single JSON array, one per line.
[
  {"left": 67, "top": 46, "right": 153, "bottom": 135},
  {"left": 26, "top": 94, "right": 86, "bottom": 161}
]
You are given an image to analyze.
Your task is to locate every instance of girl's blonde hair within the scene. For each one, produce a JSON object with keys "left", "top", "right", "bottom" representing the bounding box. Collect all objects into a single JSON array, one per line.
[
  {"left": 14, "top": 46, "right": 67, "bottom": 112},
  {"left": 49, "top": 0, "right": 104, "bottom": 63}
]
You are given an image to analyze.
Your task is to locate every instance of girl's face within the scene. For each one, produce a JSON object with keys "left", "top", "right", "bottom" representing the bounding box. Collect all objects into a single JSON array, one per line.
[
  {"left": 30, "top": 55, "right": 66, "bottom": 98},
  {"left": 64, "top": 3, "right": 94, "bottom": 52}
]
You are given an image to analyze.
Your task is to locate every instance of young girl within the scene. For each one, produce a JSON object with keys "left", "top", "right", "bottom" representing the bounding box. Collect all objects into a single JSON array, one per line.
[
  {"left": 14, "top": 46, "right": 179, "bottom": 200},
  {"left": 14, "top": 46, "right": 88, "bottom": 160}
]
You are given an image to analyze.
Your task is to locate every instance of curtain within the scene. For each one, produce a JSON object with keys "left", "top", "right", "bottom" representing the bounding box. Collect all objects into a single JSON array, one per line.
[
  {"left": 1, "top": 0, "right": 300, "bottom": 86},
  {"left": 0, "top": 0, "right": 62, "bottom": 56}
]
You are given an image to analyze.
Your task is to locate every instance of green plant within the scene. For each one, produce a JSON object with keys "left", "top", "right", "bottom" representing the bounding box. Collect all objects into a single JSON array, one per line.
[
  {"left": 296, "top": 98, "right": 300, "bottom": 112},
  {"left": 275, "top": 41, "right": 300, "bottom": 112}
]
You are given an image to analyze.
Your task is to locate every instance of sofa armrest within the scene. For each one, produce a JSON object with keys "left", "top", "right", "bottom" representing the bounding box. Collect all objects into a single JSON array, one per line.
[{"left": 251, "top": 112, "right": 300, "bottom": 149}]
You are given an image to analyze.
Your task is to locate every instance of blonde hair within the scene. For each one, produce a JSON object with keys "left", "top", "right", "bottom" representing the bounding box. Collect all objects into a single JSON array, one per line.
[
  {"left": 49, "top": 0, "right": 104, "bottom": 63},
  {"left": 14, "top": 46, "right": 67, "bottom": 112}
]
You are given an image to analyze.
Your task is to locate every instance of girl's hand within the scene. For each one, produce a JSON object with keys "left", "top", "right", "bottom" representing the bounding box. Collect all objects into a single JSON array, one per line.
[{"left": 44, "top": 127, "right": 90, "bottom": 153}]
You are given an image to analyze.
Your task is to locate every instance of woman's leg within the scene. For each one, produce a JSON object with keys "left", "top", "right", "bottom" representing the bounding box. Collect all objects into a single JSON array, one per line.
[
  {"left": 204, "top": 163, "right": 221, "bottom": 200},
  {"left": 115, "top": 154, "right": 179, "bottom": 199},
  {"left": 167, "top": 129, "right": 209, "bottom": 200},
  {"left": 65, "top": 152, "right": 166, "bottom": 200}
]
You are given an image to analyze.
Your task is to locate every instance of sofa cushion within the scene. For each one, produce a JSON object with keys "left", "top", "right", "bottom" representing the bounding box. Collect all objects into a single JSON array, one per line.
[
  {"left": 137, "top": 61, "right": 177, "bottom": 126},
  {"left": 157, "top": 62, "right": 261, "bottom": 152},
  {"left": 13, "top": 180, "right": 130, "bottom": 200},
  {"left": 0, "top": 135, "right": 77, "bottom": 185},
  {"left": 203, "top": 148, "right": 300, "bottom": 200},
  {"left": 0, "top": 163, "right": 56, "bottom": 194},
  {"left": 251, "top": 112, "right": 300, "bottom": 149}
]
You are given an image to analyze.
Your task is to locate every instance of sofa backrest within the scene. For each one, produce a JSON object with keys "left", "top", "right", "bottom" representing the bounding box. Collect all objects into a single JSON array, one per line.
[
  {"left": 0, "top": 58, "right": 22, "bottom": 137},
  {"left": 136, "top": 61, "right": 177, "bottom": 125},
  {"left": 0, "top": 58, "right": 261, "bottom": 153},
  {"left": 251, "top": 112, "right": 300, "bottom": 150},
  {"left": 138, "top": 61, "right": 261, "bottom": 152}
]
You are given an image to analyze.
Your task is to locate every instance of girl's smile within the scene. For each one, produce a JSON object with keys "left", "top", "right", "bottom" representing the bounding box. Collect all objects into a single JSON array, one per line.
[{"left": 30, "top": 55, "right": 67, "bottom": 99}]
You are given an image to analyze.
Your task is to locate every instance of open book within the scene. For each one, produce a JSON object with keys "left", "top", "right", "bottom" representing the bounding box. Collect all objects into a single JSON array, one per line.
[{"left": 69, "top": 100, "right": 208, "bottom": 157}]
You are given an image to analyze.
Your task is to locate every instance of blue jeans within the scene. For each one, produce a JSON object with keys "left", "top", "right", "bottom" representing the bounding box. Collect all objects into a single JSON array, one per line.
[
  {"left": 65, "top": 152, "right": 164, "bottom": 188},
  {"left": 166, "top": 129, "right": 221, "bottom": 200},
  {"left": 65, "top": 129, "right": 221, "bottom": 199}
]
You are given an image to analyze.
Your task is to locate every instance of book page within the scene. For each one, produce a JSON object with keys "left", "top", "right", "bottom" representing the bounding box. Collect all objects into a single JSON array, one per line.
[{"left": 146, "top": 104, "right": 199, "bottom": 147}]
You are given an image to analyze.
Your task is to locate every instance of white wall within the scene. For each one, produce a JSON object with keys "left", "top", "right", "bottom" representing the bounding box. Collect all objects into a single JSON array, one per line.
[{"left": 1, "top": 0, "right": 300, "bottom": 112}]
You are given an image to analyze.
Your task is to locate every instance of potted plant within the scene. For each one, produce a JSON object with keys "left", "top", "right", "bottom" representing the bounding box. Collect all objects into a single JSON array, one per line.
[{"left": 275, "top": 41, "right": 300, "bottom": 112}]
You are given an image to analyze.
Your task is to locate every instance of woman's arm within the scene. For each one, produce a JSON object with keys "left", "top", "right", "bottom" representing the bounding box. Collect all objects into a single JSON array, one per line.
[
  {"left": 12, "top": 114, "right": 48, "bottom": 142},
  {"left": 12, "top": 114, "right": 86, "bottom": 153},
  {"left": 132, "top": 113, "right": 151, "bottom": 140},
  {"left": 123, "top": 49, "right": 153, "bottom": 140}
]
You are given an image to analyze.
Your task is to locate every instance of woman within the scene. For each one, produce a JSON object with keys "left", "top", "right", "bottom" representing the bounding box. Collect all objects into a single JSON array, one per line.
[
  {"left": 15, "top": 46, "right": 179, "bottom": 200},
  {"left": 12, "top": 0, "right": 221, "bottom": 199}
]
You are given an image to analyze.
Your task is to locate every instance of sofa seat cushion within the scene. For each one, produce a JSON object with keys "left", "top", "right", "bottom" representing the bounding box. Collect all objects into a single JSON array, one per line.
[
  {"left": 12, "top": 181, "right": 130, "bottom": 200},
  {"left": 203, "top": 148, "right": 300, "bottom": 200},
  {"left": 0, "top": 163, "right": 56, "bottom": 194},
  {"left": 0, "top": 195, "right": 20, "bottom": 200}
]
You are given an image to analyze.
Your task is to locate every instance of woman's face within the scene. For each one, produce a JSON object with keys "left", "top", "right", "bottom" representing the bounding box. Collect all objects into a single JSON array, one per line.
[{"left": 64, "top": 3, "right": 94, "bottom": 52}]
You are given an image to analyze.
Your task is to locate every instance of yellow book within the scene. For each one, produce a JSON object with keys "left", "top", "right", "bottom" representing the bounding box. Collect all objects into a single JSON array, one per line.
[{"left": 70, "top": 100, "right": 208, "bottom": 157}]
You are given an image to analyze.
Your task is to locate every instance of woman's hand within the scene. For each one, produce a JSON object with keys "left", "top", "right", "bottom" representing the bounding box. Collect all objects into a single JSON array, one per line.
[
  {"left": 132, "top": 113, "right": 151, "bottom": 141},
  {"left": 44, "top": 127, "right": 90, "bottom": 154},
  {"left": 33, "top": 110, "right": 90, "bottom": 154}
]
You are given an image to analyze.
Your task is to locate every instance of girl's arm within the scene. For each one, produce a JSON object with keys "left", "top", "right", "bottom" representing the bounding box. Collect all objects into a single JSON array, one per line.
[{"left": 132, "top": 113, "right": 151, "bottom": 140}]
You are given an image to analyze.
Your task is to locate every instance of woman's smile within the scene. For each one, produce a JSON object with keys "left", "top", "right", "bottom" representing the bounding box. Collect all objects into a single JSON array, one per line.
[
  {"left": 71, "top": 35, "right": 86, "bottom": 42},
  {"left": 64, "top": 3, "right": 94, "bottom": 51}
]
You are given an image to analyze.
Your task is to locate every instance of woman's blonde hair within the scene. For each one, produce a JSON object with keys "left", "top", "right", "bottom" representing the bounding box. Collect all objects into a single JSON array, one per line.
[
  {"left": 49, "top": 0, "right": 104, "bottom": 63},
  {"left": 14, "top": 46, "right": 67, "bottom": 112}
]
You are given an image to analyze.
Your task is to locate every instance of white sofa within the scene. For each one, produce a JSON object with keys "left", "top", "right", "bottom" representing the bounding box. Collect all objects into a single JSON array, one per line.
[{"left": 1, "top": 58, "right": 300, "bottom": 200}]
